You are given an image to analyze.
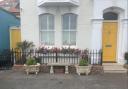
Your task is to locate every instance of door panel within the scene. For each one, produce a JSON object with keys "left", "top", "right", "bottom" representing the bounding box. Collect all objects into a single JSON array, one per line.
[
  {"left": 10, "top": 29, "right": 21, "bottom": 49},
  {"left": 102, "top": 22, "right": 117, "bottom": 62}
]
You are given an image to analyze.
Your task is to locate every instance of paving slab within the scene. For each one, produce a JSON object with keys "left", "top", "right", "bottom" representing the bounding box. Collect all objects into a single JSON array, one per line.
[{"left": 0, "top": 70, "right": 128, "bottom": 89}]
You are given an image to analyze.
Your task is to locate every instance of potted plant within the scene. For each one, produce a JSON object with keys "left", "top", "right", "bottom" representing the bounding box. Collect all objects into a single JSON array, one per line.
[
  {"left": 124, "top": 52, "right": 128, "bottom": 64},
  {"left": 76, "top": 50, "right": 91, "bottom": 75},
  {"left": 16, "top": 40, "right": 35, "bottom": 64},
  {"left": 24, "top": 57, "right": 40, "bottom": 75}
]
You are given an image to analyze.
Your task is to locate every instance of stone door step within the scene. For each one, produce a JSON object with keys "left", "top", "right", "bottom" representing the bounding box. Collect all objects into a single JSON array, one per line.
[
  {"left": 103, "top": 63, "right": 127, "bottom": 73},
  {"left": 104, "top": 70, "right": 127, "bottom": 73}
]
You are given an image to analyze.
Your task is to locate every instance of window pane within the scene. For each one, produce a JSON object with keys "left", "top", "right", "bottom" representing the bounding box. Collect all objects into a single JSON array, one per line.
[
  {"left": 70, "top": 31, "right": 76, "bottom": 45},
  {"left": 48, "top": 31, "right": 54, "bottom": 45},
  {"left": 39, "top": 14, "right": 55, "bottom": 45},
  {"left": 63, "top": 31, "right": 69, "bottom": 45},
  {"left": 62, "top": 13, "right": 77, "bottom": 30},
  {"left": 103, "top": 12, "right": 118, "bottom": 20},
  {"left": 70, "top": 14, "right": 77, "bottom": 30},
  {"left": 62, "top": 13, "right": 77, "bottom": 45},
  {"left": 40, "top": 31, "right": 47, "bottom": 44},
  {"left": 63, "top": 14, "right": 69, "bottom": 30},
  {"left": 40, "top": 14, "right": 55, "bottom": 30},
  {"left": 40, "top": 31, "right": 54, "bottom": 45},
  {"left": 40, "top": 15, "right": 47, "bottom": 30},
  {"left": 49, "top": 15, "right": 54, "bottom": 30}
]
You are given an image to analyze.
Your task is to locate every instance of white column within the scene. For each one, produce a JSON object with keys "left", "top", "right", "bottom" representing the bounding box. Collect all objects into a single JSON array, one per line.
[
  {"left": 55, "top": 7, "right": 62, "bottom": 48},
  {"left": 91, "top": 19, "right": 103, "bottom": 50},
  {"left": 118, "top": 19, "right": 128, "bottom": 64}
]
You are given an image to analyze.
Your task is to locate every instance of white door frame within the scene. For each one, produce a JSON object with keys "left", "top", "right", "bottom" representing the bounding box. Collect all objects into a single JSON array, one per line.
[{"left": 91, "top": 6, "right": 128, "bottom": 64}]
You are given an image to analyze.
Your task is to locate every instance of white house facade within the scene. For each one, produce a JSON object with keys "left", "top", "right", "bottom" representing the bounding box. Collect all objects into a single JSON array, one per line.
[{"left": 20, "top": 0, "right": 128, "bottom": 64}]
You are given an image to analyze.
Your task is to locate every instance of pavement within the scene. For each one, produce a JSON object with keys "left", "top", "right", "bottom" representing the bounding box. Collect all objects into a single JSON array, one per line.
[{"left": 0, "top": 70, "right": 128, "bottom": 89}]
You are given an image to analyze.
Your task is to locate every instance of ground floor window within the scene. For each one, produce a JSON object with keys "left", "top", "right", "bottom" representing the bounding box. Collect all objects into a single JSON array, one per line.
[
  {"left": 39, "top": 13, "right": 55, "bottom": 45},
  {"left": 62, "top": 13, "right": 77, "bottom": 45}
]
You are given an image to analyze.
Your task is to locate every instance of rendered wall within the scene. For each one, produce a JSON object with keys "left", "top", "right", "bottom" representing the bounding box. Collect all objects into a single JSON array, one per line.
[{"left": 0, "top": 8, "right": 20, "bottom": 51}]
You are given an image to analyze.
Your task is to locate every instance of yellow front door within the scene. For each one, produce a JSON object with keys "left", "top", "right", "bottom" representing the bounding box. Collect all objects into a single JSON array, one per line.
[
  {"left": 102, "top": 21, "right": 118, "bottom": 62},
  {"left": 10, "top": 29, "right": 21, "bottom": 49}
]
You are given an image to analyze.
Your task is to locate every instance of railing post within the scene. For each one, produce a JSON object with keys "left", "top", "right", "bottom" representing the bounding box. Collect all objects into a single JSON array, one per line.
[
  {"left": 100, "top": 50, "right": 103, "bottom": 65},
  {"left": 56, "top": 51, "right": 58, "bottom": 63},
  {"left": 12, "top": 48, "right": 15, "bottom": 65}
]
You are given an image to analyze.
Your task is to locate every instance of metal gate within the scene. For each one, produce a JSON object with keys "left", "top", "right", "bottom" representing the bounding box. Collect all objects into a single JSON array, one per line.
[{"left": 0, "top": 50, "right": 14, "bottom": 70}]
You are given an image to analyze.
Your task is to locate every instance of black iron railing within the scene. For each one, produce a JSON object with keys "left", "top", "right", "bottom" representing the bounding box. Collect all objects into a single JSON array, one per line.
[
  {"left": 12, "top": 49, "right": 102, "bottom": 65},
  {"left": 0, "top": 49, "right": 103, "bottom": 70},
  {"left": 0, "top": 51, "right": 14, "bottom": 70},
  {"left": 88, "top": 50, "right": 102, "bottom": 65}
]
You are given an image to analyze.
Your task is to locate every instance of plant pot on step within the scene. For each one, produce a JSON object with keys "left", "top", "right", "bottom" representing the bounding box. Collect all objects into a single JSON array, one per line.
[{"left": 124, "top": 52, "right": 128, "bottom": 64}]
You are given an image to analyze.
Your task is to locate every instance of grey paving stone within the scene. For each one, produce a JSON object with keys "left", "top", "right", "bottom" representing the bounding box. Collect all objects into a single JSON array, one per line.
[{"left": 0, "top": 70, "right": 128, "bottom": 89}]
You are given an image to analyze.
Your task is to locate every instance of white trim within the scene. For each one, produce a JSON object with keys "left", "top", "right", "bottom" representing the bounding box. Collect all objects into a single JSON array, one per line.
[{"left": 37, "top": 0, "right": 79, "bottom": 7}]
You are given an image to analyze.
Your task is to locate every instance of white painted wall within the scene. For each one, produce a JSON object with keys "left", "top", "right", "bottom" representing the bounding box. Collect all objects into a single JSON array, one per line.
[
  {"left": 93, "top": 0, "right": 128, "bottom": 19},
  {"left": 20, "top": 0, "right": 92, "bottom": 49},
  {"left": 20, "top": 0, "right": 39, "bottom": 47}
]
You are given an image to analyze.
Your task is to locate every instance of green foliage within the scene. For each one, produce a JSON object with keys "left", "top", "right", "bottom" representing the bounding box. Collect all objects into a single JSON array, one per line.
[
  {"left": 79, "top": 59, "right": 88, "bottom": 66},
  {"left": 124, "top": 52, "right": 128, "bottom": 60},
  {"left": 79, "top": 49, "right": 89, "bottom": 66},
  {"left": 80, "top": 50, "right": 89, "bottom": 60},
  {"left": 26, "top": 57, "right": 37, "bottom": 65},
  {"left": 37, "top": 47, "right": 81, "bottom": 54},
  {"left": 16, "top": 40, "right": 35, "bottom": 52}
]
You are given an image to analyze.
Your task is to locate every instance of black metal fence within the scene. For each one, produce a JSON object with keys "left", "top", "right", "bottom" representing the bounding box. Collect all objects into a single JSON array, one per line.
[
  {"left": 0, "top": 50, "right": 14, "bottom": 70},
  {"left": 13, "top": 49, "right": 102, "bottom": 65},
  {"left": 88, "top": 50, "right": 102, "bottom": 65},
  {"left": 0, "top": 49, "right": 102, "bottom": 70},
  {"left": 13, "top": 50, "right": 80, "bottom": 64}
]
